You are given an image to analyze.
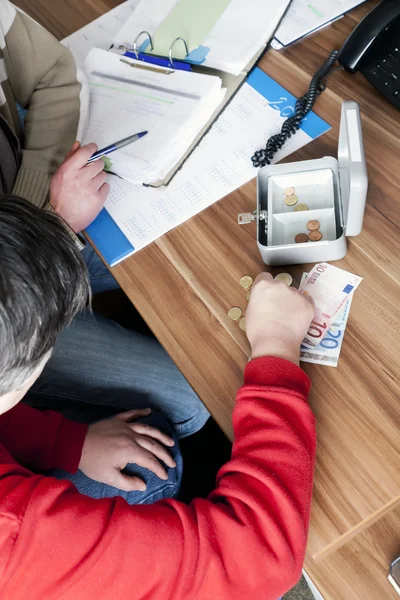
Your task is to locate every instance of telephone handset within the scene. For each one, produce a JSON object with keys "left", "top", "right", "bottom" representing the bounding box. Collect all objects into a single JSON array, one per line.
[
  {"left": 252, "top": 0, "right": 399, "bottom": 168},
  {"left": 338, "top": 0, "right": 400, "bottom": 108}
]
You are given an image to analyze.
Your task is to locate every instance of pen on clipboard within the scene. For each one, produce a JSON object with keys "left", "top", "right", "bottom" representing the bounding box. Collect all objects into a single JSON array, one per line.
[
  {"left": 120, "top": 58, "right": 174, "bottom": 74},
  {"left": 87, "top": 131, "right": 148, "bottom": 163}
]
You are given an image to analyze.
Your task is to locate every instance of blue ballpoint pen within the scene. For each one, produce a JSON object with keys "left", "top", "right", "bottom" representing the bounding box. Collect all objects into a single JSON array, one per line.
[{"left": 87, "top": 131, "right": 148, "bottom": 163}]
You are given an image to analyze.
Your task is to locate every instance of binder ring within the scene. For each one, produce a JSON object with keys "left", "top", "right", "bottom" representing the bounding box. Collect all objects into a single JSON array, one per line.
[
  {"left": 133, "top": 30, "right": 154, "bottom": 59},
  {"left": 168, "top": 37, "right": 189, "bottom": 68}
]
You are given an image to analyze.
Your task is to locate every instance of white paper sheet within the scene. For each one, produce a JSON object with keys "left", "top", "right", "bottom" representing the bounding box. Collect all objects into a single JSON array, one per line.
[
  {"left": 273, "top": 0, "right": 366, "bottom": 48},
  {"left": 113, "top": 0, "right": 176, "bottom": 50},
  {"left": 61, "top": 0, "right": 140, "bottom": 69},
  {"left": 104, "top": 82, "right": 323, "bottom": 257},
  {"left": 113, "top": 0, "right": 291, "bottom": 76}
]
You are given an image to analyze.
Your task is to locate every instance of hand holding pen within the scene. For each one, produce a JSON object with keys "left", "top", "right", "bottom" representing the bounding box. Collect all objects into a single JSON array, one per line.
[
  {"left": 50, "top": 141, "right": 110, "bottom": 233},
  {"left": 87, "top": 131, "right": 148, "bottom": 163},
  {"left": 49, "top": 132, "right": 148, "bottom": 233}
]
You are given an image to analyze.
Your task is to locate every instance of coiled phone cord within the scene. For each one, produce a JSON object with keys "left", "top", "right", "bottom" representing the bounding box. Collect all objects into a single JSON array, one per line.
[{"left": 251, "top": 50, "right": 340, "bottom": 168}]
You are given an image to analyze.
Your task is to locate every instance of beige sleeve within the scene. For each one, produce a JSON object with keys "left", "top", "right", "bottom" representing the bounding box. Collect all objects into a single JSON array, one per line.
[{"left": 1, "top": 3, "right": 87, "bottom": 208}]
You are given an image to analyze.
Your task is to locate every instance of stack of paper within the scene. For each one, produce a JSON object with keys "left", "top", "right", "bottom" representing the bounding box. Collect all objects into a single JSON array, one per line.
[
  {"left": 113, "top": 0, "right": 291, "bottom": 76},
  {"left": 83, "top": 49, "right": 226, "bottom": 185}
]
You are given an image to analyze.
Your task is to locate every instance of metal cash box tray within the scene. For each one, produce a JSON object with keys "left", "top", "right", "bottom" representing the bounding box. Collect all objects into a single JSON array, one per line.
[{"left": 256, "top": 101, "right": 368, "bottom": 266}]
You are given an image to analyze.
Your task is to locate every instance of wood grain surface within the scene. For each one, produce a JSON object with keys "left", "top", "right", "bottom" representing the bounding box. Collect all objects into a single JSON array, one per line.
[
  {"left": 13, "top": 0, "right": 400, "bottom": 596},
  {"left": 310, "top": 506, "right": 400, "bottom": 599}
]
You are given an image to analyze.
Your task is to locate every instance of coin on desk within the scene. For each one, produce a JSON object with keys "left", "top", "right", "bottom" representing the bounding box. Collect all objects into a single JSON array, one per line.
[
  {"left": 228, "top": 306, "right": 243, "bottom": 321},
  {"left": 239, "top": 275, "right": 254, "bottom": 289},
  {"left": 295, "top": 233, "right": 309, "bottom": 244},
  {"left": 239, "top": 317, "right": 246, "bottom": 331},
  {"left": 308, "top": 230, "right": 323, "bottom": 242},
  {"left": 306, "top": 219, "right": 321, "bottom": 231},
  {"left": 274, "top": 273, "right": 293, "bottom": 286},
  {"left": 284, "top": 186, "right": 295, "bottom": 196},
  {"left": 245, "top": 291, "right": 251, "bottom": 301},
  {"left": 294, "top": 203, "right": 309, "bottom": 212},
  {"left": 284, "top": 194, "right": 298, "bottom": 207}
]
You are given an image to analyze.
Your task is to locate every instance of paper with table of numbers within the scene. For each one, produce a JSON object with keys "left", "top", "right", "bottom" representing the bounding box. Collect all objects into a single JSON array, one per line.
[{"left": 86, "top": 68, "right": 330, "bottom": 266}]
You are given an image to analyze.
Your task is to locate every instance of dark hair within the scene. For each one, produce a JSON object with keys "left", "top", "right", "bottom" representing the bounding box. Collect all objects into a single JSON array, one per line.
[{"left": 0, "top": 195, "right": 90, "bottom": 394}]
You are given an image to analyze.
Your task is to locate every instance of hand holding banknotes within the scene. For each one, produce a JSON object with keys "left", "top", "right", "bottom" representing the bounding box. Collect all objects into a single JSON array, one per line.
[{"left": 246, "top": 273, "right": 315, "bottom": 366}]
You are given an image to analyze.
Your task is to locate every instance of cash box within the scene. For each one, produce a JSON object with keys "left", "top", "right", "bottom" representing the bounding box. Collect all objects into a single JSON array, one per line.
[{"left": 252, "top": 101, "right": 368, "bottom": 266}]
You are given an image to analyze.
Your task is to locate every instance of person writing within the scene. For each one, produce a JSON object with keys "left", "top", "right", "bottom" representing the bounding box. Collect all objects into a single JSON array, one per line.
[
  {"left": 0, "top": 0, "right": 209, "bottom": 444},
  {"left": 0, "top": 196, "right": 316, "bottom": 600}
]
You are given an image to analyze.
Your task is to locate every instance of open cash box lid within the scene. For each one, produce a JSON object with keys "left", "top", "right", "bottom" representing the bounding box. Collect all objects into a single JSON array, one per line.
[{"left": 337, "top": 101, "right": 368, "bottom": 237}]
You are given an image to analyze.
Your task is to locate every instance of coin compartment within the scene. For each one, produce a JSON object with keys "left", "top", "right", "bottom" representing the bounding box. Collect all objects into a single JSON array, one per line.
[
  {"left": 268, "top": 208, "right": 337, "bottom": 247},
  {"left": 268, "top": 168, "right": 335, "bottom": 214}
]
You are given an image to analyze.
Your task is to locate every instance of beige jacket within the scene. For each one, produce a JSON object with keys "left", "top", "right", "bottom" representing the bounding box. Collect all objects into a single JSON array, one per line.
[{"left": 0, "top": 0, "right": 86, "bottom": 208}]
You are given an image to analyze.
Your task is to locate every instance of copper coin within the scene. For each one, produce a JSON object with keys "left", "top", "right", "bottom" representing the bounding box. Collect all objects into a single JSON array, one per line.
[
  {"left": 295, "top": 233, "right": 309, "bottom": 244},
  {"left": 308, "top": 230, "right": 322, "bottom": 242},
  {"left": 284, "top": 186, "right": 295, "bottom": 196},
  {"left": 306, "top": 219, "right": 320, "bottom": 231}
]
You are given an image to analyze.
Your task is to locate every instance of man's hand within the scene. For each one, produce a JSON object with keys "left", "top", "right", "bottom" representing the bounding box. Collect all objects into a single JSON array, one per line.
[
  {"left": 50, "top": 141, "right": 110, "bottom": 233},
  {"left": 79, "top": 408, "right": 176, "bottom": 492},
  {"left": 245, "top": 273, "right": 315, "bottom": 365}
]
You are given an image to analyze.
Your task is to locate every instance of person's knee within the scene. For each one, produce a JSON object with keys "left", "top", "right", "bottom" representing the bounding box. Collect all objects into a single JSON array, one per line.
[
  {"left": 123, "top": 411, "right": 183, "bottom": 503},
  {"left": 175, "top": 399, "right": 210, "bottom": 439}
]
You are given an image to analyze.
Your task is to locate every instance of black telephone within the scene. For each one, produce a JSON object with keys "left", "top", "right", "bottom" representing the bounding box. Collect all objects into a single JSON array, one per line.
[
  {"left": 339, "top": 0, "right": 400, "bottom": 109},
  {"left": 252, "top": 0, "right": 400, "bottom": 168}
]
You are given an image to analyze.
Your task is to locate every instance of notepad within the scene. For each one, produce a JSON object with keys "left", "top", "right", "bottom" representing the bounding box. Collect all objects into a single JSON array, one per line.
[{"left": 83, "top": 49, "right": 226, "bottom": 185}]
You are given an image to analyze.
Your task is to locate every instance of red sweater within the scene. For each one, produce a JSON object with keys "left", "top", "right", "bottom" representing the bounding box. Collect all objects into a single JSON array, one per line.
[{"left": 0, "top": 357, "right": 316, "bottom": 600}]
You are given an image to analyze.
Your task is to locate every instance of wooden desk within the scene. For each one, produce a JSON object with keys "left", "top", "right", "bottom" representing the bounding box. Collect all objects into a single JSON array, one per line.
[{"left": 15, "top": 1, "right": 400, "bottom": 597}]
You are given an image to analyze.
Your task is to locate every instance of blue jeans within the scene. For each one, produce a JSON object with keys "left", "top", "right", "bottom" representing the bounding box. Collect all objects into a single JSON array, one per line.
[
  {"left": 30, "top": 245, "right": 209, "bottom": 439},
  {"left": 81, "top": 242, "right": 119, "bottom": 295},
  {"left": 50, "top": 411, "right": 183, "bottom": 504},
  {"left": 30, "top": 310, "right": 209, "bottom": 439},
  {"left": 28, "top": 245, "right": 201, "bottom": 506}
]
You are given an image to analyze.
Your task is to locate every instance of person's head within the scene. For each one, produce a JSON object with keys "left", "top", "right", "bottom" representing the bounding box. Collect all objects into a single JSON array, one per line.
[{"left": 0, "top": 195, "right": 90, "bottom": 414}]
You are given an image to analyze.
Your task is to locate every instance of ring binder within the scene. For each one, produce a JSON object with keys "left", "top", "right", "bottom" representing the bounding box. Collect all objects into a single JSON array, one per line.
[
  {"left": 168, "top": 37, "right": 189, "bottom": 68},
  {"left": 133, "top": 30, "right": 154, "bottom": 59}
]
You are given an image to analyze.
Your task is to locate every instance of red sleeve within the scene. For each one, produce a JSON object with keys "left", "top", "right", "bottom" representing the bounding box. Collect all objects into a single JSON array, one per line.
[
  {"left": 0, "top": 403, "right": 88, "bottom": 473},
  {"left": 0, "top": 357, "right": 316, "bottom": 600}
]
